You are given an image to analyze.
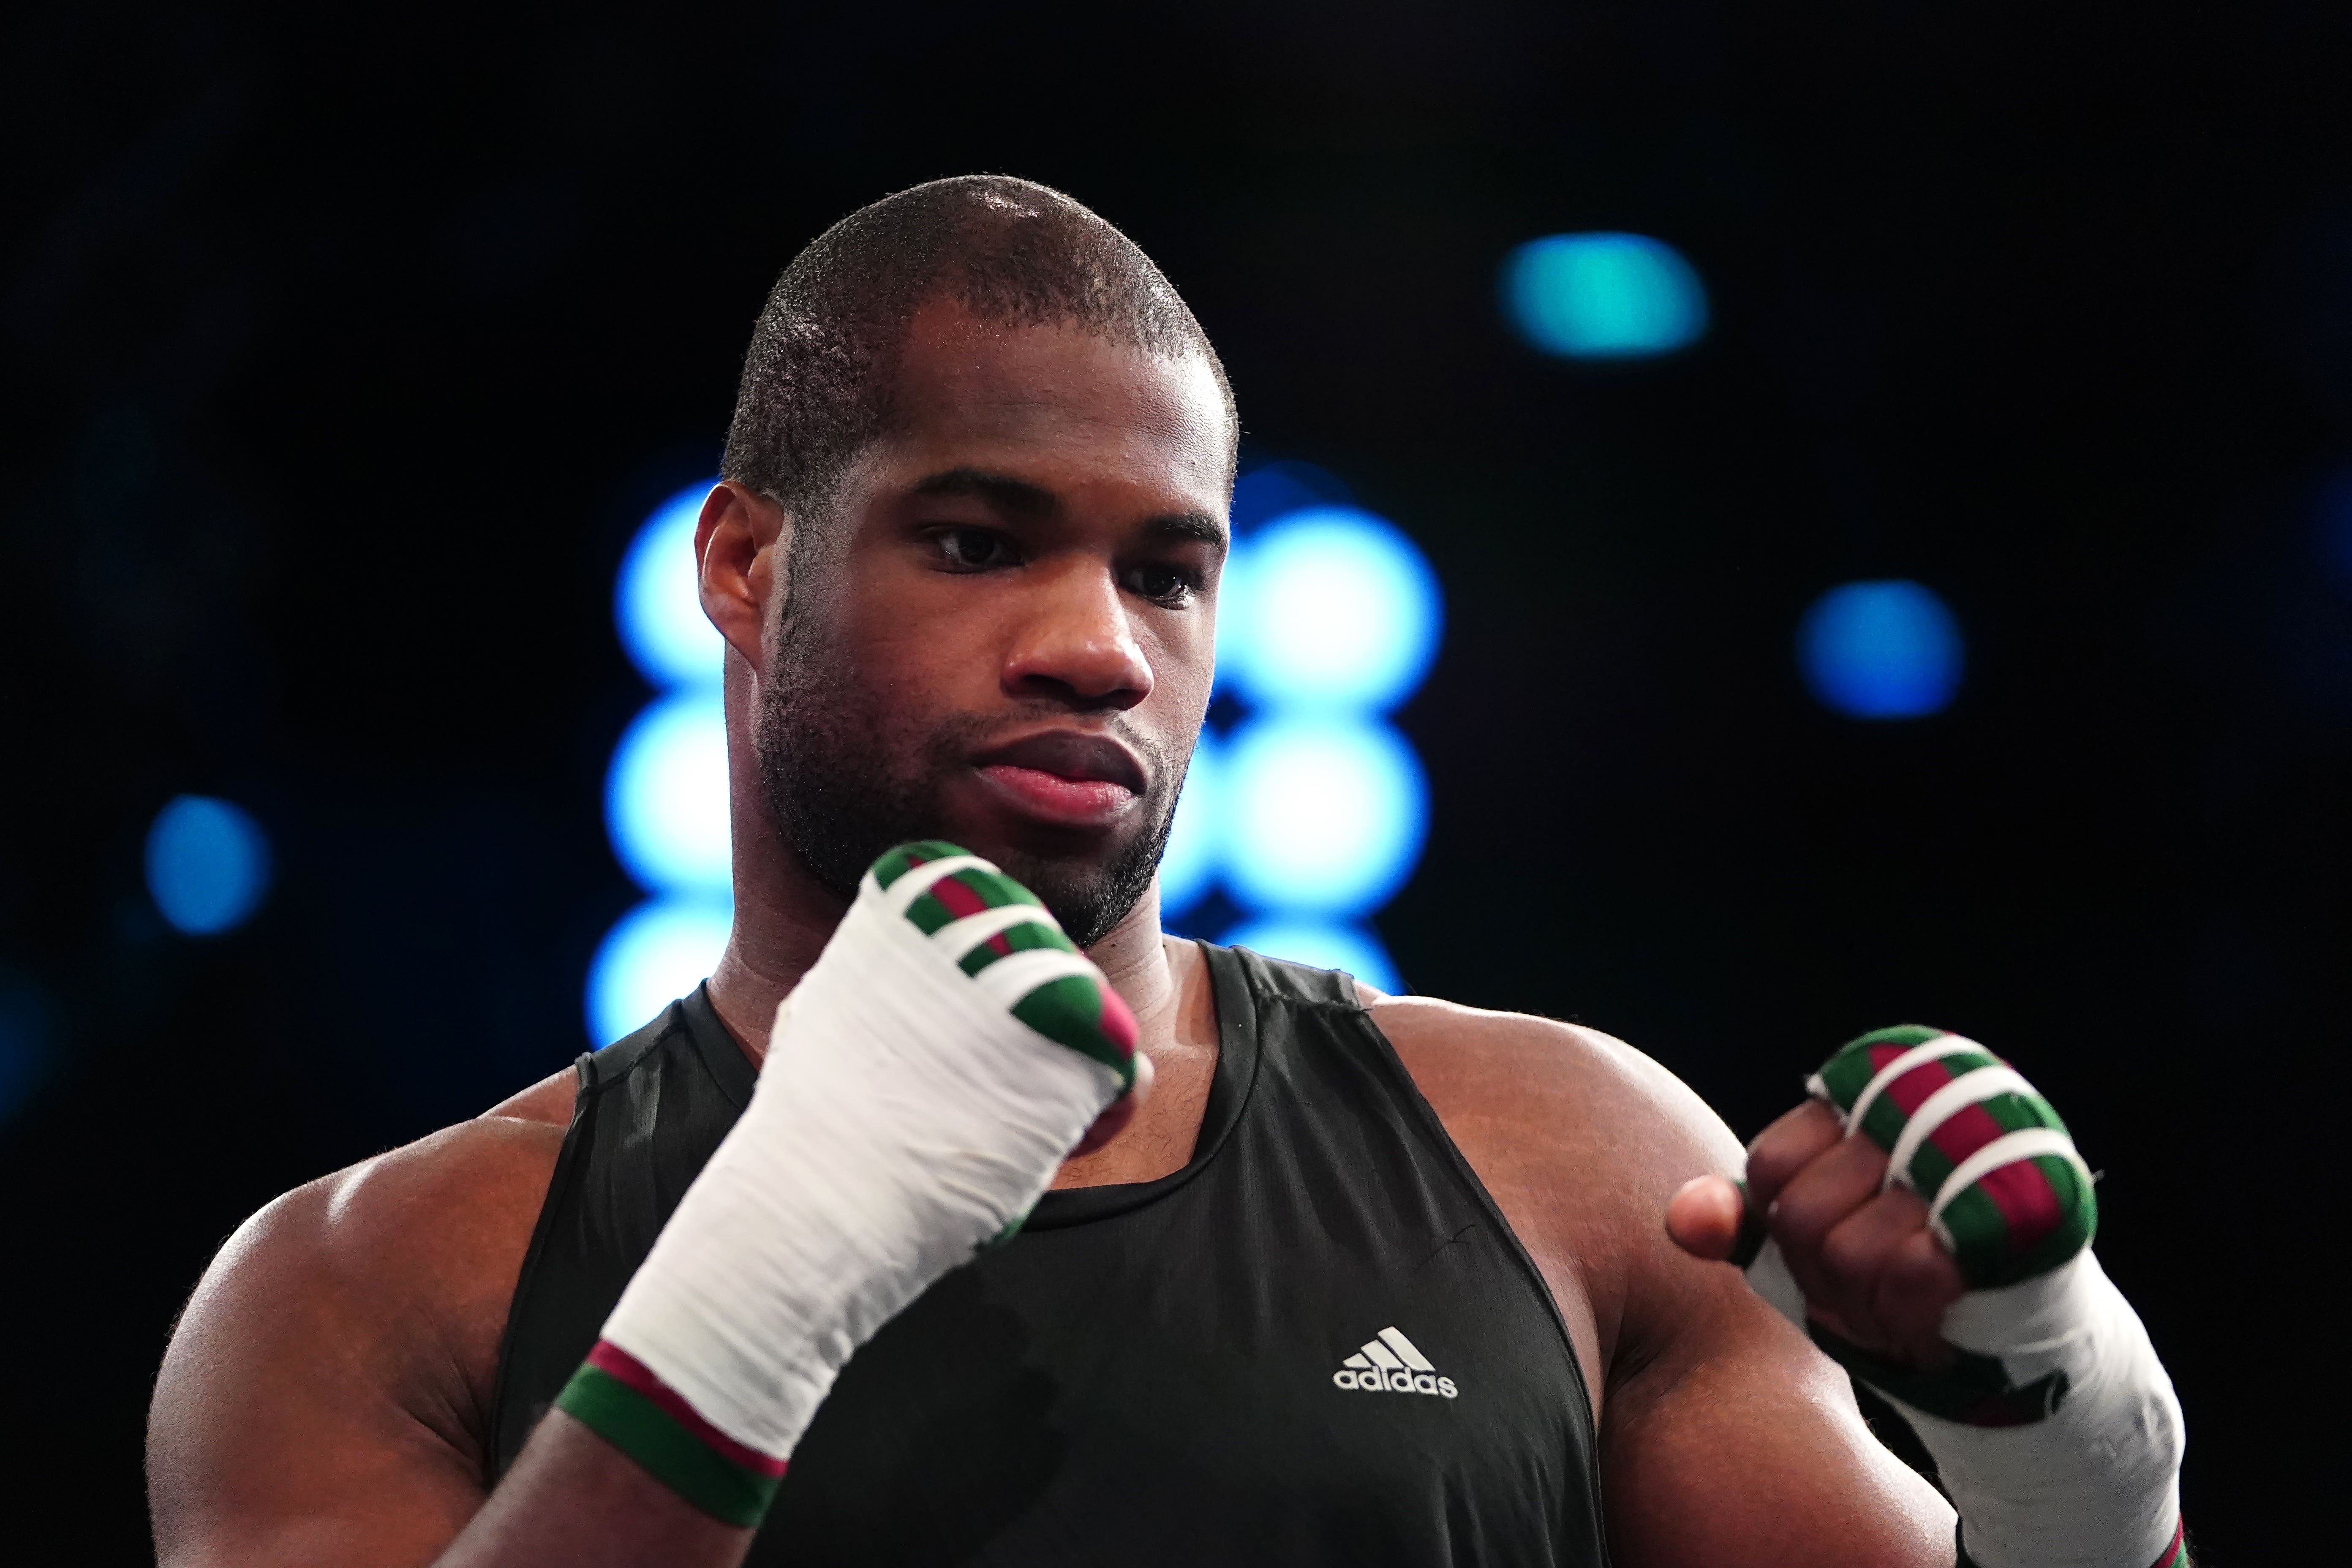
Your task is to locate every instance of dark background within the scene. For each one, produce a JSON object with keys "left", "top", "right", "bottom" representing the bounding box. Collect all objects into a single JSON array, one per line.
[{"left": 3, "top": 1, "right": 2340, "bottom": 1558}]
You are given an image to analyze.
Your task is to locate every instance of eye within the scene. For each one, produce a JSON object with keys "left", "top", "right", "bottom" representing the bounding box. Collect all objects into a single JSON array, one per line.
[
  {"left": 932, "top": 527, "right": 1018, "bottom": 571},
  {"left": 1120, "top": 561, "right": 1201, "bottom": 606}
]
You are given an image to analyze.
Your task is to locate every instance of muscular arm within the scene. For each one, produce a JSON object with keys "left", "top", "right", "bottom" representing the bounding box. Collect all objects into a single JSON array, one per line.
[
  {"left": 147, "top": 1115, "right": 746, "bottom": 1568},
  {"left": 1377, "top": 999, "right": 1952, "bottom": 1568}
]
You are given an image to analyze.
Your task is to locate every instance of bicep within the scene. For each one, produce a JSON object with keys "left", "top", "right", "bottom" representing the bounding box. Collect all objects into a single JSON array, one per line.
[
  {"left": 147, "top": 1125, "right": 557, "bottom": 1568},
  {"left": 150, "top": 1194, "right": 488, "bottom": 1568},
  {"left": 1601, "top": 1267, "right": 1953, "bottom": 1568}
]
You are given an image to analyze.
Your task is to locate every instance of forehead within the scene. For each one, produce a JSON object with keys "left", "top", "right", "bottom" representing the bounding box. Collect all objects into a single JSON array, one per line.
[{"left": 866, "top": 298, "right": 1233, "bottom": 506}]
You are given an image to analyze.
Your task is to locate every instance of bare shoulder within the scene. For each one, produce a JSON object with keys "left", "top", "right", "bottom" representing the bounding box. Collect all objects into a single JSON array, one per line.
[
  {"left": 1368, "top": 995, "right": 1742, "bottom": 1188},
  {"left": 158, "top": 1108, "right": 566, "bottom": 1437},
  {"left": 482, "top": 1062, "right": 580, "bottom": 1127},
  {"left": 150, "top": 1102, "right": 570, "bottom": 1562},
  {"left": 1365, "top": 995, "right": 1745, "bottom": 1396}
]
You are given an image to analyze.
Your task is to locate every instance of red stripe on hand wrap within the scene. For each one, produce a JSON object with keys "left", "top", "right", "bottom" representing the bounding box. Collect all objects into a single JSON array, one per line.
[{"left": 585, "top": 1341, "right": 789, "bottom": 1478}]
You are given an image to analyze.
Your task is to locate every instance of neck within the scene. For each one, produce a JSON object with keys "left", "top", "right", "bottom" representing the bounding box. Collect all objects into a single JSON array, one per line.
[{"left": 704, "top": 838, "right": 1180, "bottom": 1068}]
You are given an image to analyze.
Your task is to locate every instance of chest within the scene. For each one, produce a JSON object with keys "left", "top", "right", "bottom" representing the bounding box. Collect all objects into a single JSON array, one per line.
[{"left": 754, "top": 1144, "right": 1601, "bottom": 1567}]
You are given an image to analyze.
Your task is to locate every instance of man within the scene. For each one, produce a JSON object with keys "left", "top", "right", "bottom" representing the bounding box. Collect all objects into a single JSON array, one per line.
[{"left": 149, "top": 177, "right": 2185, "bottom": 1568}]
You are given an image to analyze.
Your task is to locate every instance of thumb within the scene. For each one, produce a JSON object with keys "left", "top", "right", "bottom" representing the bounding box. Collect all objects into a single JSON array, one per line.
[{"left": 1665, "top": 1174, "right": 1753, "bottom": 1263}]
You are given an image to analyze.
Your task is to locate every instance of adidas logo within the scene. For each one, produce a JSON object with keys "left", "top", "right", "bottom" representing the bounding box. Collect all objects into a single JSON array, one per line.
[{"left": 1331, "top": 1326, "right": 1459, "bottom": 1398}]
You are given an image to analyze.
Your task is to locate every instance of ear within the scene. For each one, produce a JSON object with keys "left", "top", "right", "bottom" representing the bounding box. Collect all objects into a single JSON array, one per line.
[{"left": 697, "top": 481, "right": 789, "bottom": 671}]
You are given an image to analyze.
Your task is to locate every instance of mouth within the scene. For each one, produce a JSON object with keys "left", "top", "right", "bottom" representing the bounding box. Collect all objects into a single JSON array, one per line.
[{"left": 971, "top": 730, "right": 1150, "bottom": 829}]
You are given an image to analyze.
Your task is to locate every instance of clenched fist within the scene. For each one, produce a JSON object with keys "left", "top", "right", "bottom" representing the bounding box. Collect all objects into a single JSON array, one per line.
[{"left": 1665, "top": 1025, "right": 2097, "bottom": 1376}]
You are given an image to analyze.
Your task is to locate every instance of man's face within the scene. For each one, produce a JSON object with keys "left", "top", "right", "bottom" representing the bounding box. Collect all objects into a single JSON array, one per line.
[{"left": 755, "top": 298, "right": 1231, "bottom": 945}]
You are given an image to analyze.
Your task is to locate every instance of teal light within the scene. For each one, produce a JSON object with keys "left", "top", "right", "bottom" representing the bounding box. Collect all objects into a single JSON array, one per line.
[{"left": 1502, "top": 233, "right": 1709, "bottom": 359}]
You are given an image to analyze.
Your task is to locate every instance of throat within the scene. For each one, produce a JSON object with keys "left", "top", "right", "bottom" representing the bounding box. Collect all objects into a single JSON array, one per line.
[{"left": 1049, "top": 935, "right": 1219, "bottom": 1188}]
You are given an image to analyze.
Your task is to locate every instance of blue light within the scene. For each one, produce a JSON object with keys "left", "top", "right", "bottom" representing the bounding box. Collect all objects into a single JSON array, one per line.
[
  {"left": 1157, "top": 728, "right": 1220, "bottom": 918},
  {"left": 1221, "top": 717, "right": 1427, "bottom": 917},
  {"left": 587, "top": 897, "right": 734, "bottom": 1045},
  {"left": 1502, "top": 233, "right": 1709, "bottom": 359},
  {"left": 606, "top": 692, "right": 732, "bottom": 893},
  {"left": 0, "top": 970, "right": 54, "bottom": 1127},
  {"left": 1799, "top": 580, "right": 1964, "bottom": 719},
  {"left": 1220, "top": 917, "right": 1401, "bottom": 994},
  {"left": 1230, "top": 461, "right": 1350, "bottom": 534},
  {"left": 617, "top": 482, "right": 724, "bottom": 689},
  {"left": 2317, "top": 468, "right": 2352, "bottom": 583},
  {"left": 1218, "top": 507, "right": 1442, "bottom": 713},
  {"left": 144, "top": 795, "right": 272, "bottom": 935},
  {"left": 591, "top": 482, "right": 734, "bottom": 1041}
]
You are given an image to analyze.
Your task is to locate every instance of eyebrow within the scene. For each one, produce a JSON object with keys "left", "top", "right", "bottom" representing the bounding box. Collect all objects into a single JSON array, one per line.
[
  {"left": 909, "top": 467, "right": 1056, "bottom": 517},
  {"left": 907, "top": 466, "right": 1228, "bottom": 550},
  {"left": 1140, "top": 512, "right": 1228, "bottom": 550}
]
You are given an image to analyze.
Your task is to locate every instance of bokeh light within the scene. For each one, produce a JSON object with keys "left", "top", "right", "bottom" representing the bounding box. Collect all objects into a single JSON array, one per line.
[
  {"left": 1157, "top": 728, "right": 1220, "bottom": 918},
  {"left": 1229, "top": 460, "right": 1351, "bottom": 533},
  {"left": 0, "top": 970, "right": 54, "bottom": 1127},
  {"left": 1219, "top": 507, "right": 1442, "bottom": 713},
  {"left": 2317, "top": 468, "right": 2352, "bottom": 583},
  {"left": 592, "top": 485, "right": 735, "bottom": 1040},
  {"left": 616, "top": 482, "right": 724, "bottom": 689},
  {"left": 587, "top": 898, "right": 734, "bottom": 1045},
  {"left": 1221, "top": 717, "right": 1428, "bottom": 917},
  {"left": 1502, "top": 232, "right": 1709, "bottom": 359},
  {"left": 144, "top": 795, "right": 272, "bottom": 935},
  {"left": 1218, "top": 917, "right": 1400, "bottom": 994},
  {"left": 1799, "top": 579, "right": 1964, "bottom": 719},
  {"left": 605, "top": 693, "right": 732, "bottom": 894}
]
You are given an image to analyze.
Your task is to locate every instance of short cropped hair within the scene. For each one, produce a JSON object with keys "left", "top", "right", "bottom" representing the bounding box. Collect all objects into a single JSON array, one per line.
[{"left": 721, "top": 175, "right": 1236, "bottom": 523}]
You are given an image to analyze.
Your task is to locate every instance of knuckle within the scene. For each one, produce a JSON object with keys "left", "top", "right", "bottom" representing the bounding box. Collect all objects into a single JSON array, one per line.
[
  {"left": 1766, "top": 1189, "right": 1839, "bottom": 1255},
  {"left": 1816, "top": 1222, "right": 1881, "bottom": 1288},
  {"left": 1893, "top": 1235, "right": 1965, "bottom": 1301}
]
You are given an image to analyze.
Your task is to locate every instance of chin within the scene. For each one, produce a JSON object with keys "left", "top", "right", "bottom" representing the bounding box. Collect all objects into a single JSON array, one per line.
[{"left": 972, "top": 830, "right": 1159, "bottom": 950}]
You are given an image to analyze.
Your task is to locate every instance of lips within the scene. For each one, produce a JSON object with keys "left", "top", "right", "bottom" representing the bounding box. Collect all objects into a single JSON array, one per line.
[{"left": 972, "top": 730, "right": 1150, "bottom": 829}]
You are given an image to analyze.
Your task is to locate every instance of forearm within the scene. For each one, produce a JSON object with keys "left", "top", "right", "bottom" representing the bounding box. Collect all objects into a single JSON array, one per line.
[
  {"left": 495, "top": 845, "right": 1131, "bottom": 1543},
  {"left": 432, "top": 1414, "right": 751, "bottom": 1568}
]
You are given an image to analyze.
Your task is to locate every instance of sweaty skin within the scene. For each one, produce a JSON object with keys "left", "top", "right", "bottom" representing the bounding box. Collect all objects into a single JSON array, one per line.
[{"left": 149, "top": 300, "right": 1956, "bottom": 1568}]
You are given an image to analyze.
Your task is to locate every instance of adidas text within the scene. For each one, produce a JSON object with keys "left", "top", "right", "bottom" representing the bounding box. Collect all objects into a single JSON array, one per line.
[{"left": 1332, "top": 1326, "right": 1459, "bottom": 1398}]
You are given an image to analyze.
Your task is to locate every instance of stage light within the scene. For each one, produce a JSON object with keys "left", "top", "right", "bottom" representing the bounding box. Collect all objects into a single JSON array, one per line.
[
  {"left": 616, "top": 482, "right": 724, "bottom": 689},
  {"left": 586, "top": 897, "right": 733, "bottom": 1045},
  {"left": 1230, "top": 460, "right": 1350, "bottom": 534},
  {"left": 1157, "top": 728, "right": 1220, "bottom": 918},
  {"left": 1502, "top": 233, "right": 1709, "bottom": 359},
  {"left": 1221, "top": 716, "right": 1427, "bottom": 917},
  {"left": 606, "top": 692, "right": 732, "bottom": 894},
  {"left": 1218, "top": 507, "right": 1442, "bottom": 713},
  {"left": 1799, "top": 579, "right": 1964, "bottom": 719},
  {"left": 1217, "top": 917, "right": 1400, "bottom": 994},
  {"left": 144, "top": 795, "right": 272, "bottom": 936},
  {"left": 591, "top": 481, "right": 735, "bottom": 1041},
  {"left": 2318, "top": 468, "right": 2352, "bottom": 583},
  {"left": 0, "top": 970, "right": 54, "bottom": 1126}
]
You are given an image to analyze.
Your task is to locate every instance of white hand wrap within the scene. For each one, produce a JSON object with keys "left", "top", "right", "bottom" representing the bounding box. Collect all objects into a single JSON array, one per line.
[
  {"left": 1740, "top": 1025, "right": 2188, "bottom": 1568},
  {"left": 1924, "top": 1254, "right": 2186, "bottom": 1568},
  {"left": 593, "top": 849, "right": 1128, "bottom": 1468}
]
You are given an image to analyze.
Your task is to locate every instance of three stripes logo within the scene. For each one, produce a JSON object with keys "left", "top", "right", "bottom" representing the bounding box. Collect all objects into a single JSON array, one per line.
[{"left": 1332, "top": 1326, "right": 1459, "bottom": 1399}]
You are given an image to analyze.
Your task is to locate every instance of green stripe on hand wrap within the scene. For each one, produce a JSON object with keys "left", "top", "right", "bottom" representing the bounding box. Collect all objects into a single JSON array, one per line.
[
  {"left": 870, "top": 843, "right": 1139, "bottom": 1092},
  {"left": 1810, "top": 1024, "right": 2095, "bottom": 1290}
]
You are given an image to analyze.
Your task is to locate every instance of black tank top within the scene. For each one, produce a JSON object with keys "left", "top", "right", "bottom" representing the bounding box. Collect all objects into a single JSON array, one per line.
[{"left": 490, "top": 945, "right": 1609, "bottom": 1566}]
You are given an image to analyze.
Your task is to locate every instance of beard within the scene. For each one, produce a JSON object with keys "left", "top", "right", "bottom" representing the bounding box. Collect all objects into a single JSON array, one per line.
[{"left": 754, "top": 616, "right": 1184, "bottom": 948}]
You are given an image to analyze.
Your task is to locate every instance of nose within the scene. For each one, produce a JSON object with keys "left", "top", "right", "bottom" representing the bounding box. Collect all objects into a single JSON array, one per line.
[{"left": 1001, "top": 558, "right": 1154, "bottom": 711}]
